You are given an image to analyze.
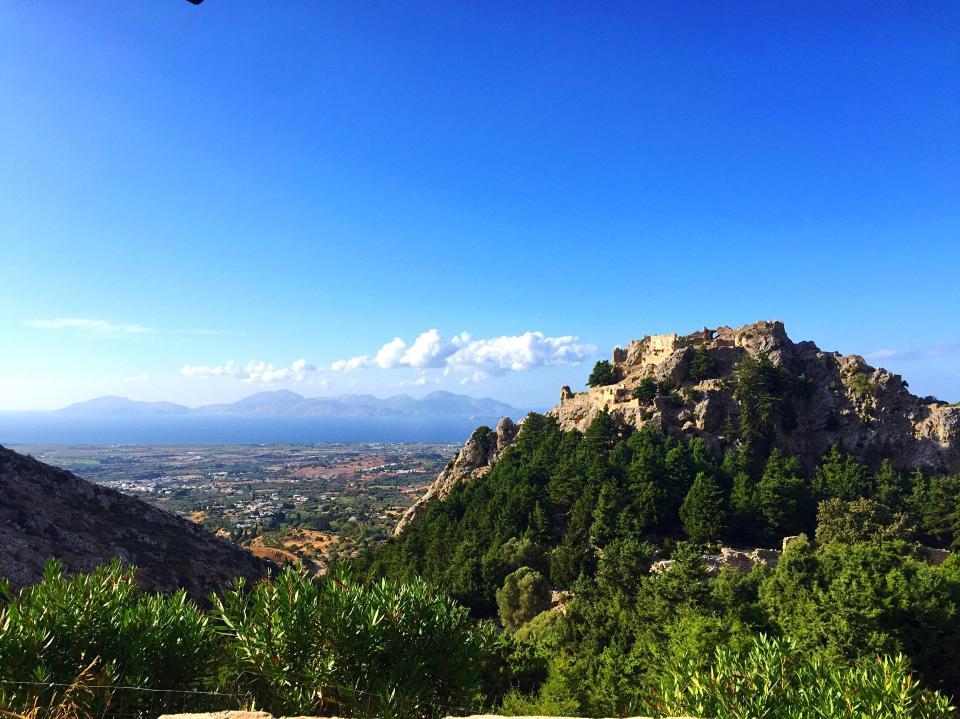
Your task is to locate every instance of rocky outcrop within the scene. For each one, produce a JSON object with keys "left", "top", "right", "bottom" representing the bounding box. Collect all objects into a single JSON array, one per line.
[
  {"left": 393, "top": 418, "right": 519, "bottom": 535},
  {"left": 650, "top": 546, "right": 782, "bottom": 576},
  {"left": 649, "top": 540, "right": 950, "bottom": 576},
  {"left": 396, "top": 321, "right": 960, "bottom": 535},
  {"left": 552, "top": 320, "right": 960, "bottom": 473},
  {"left": 0, "top": 445, "right": 270, "bottom": 599}
]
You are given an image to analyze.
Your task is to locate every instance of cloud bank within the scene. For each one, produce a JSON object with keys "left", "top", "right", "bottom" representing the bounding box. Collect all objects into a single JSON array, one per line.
[
  {"left": 181, "top": 329, "right": 596, "bottom": 385},
  {"left": 329, "top": 329, "right": 596, "bottom": 379}
]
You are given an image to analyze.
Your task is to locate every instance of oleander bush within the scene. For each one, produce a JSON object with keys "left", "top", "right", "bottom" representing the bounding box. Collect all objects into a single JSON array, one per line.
[
  {"left": 654, "top": 634, "right": 954, "bottom": 719},
  {"left": 0, "top": 562, "right": 485, "bottom": 719},
  {"left": 214, "top": 565, "right": 485, "bottom": 718},
  {"left": 0, "top": 560, "right": 219, "bottom": 716}
]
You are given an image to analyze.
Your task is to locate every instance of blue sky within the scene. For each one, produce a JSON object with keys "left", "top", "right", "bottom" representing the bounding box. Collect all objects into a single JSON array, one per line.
[{"left": 0, "top": 1, "right": 957, "bottom": 410}]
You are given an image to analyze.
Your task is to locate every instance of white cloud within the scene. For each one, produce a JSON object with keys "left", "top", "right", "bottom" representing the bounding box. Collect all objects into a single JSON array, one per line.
[
  {"left": 401, "top": 329, "right": 461, "bottom": 368},
  {"left": 181, "top": 358, "right": 316, "bottom": 383},
  {"left": 330, "top": 355, "right": 371, "bottom": 372},
  {"left": 291, "top": 358, "right": 313, "bottom": 374},
  {"left": 340, "top": 330, "right": 462, "bottom": 371},
  {"left": 122, "top": 373, "right": 151, "bottom": 383},
  {"left": 26, "top": 318, "right": 154, "bottom": 334},
  {"left": 181, "top": 360, "right": 238, "bottom": 379},
  {"left": 180, "top": 329, "right": 595, "bottom": 387},
  {"left": 330, "top": 329, "right": 594, "bottom": 379},
  {"left": 447, "top": 331, "right": 595, "bottom": 374},
  {"left": 375, "top": 337, "right": 407, "bottom": 368}
]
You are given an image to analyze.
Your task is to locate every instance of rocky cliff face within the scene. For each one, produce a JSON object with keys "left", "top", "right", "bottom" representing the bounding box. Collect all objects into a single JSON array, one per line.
[
  {"left": 552, "top": 320, "right": 959, "bottom": 473},
  {"left": 0, "top": 445, "right": 270, "bottom": 599},
  {"left": 394, "top": 417, "right": 518, "bottom": 535},
  {"left": 396, "top": 321, "right": 960, "bottom": 535}
]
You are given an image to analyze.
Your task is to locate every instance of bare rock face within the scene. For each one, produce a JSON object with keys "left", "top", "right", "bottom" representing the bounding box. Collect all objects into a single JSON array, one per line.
[
  {"left": 0, "top": 445, "right": 270, "bottom": 599},
  {"left": 393, "top": 418, "right": 518, "bottom": 536},
  {"left": 650, "top": 546, "right": 782, "bottom": 577},
  {"left": 550, "top": 320, "right": 960, "bottom": 474},
  {"left": 650, "top": 541, "right": 949, "bottom": 577},
  {"left": 395, "top": 321, "right": 960, "bottom": 535}
]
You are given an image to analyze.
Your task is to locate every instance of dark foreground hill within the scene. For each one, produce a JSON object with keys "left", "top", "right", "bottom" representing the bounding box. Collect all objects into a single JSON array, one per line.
[{"left": 0, "top": 445, "right": 269, "bottom": 598}]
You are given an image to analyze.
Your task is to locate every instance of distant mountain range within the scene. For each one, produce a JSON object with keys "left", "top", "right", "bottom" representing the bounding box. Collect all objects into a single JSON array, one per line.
[{"left": 54, "top": 390, "right": 525, "bottom": 419}]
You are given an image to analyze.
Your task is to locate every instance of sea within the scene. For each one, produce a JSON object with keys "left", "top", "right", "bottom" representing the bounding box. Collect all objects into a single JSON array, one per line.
[{"left": 0, "top": 414, "right": 492, "bottom": 445}]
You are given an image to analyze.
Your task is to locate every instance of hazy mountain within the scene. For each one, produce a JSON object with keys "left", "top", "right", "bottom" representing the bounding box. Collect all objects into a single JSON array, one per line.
[
  {"left": 194, "top": 390, "right": 523, "bottom": 418},
  {"left": 196, "top": 389, "right": 308, "bottom": 415},
  {"left": 54, "top": 390, "right": 524, "bottom": 419},
  {"left": 57, "top": 395, "right": 191, "bottom": 416},
  {"left": 407, "top": 391, "right": 520, "bottom": 417}
]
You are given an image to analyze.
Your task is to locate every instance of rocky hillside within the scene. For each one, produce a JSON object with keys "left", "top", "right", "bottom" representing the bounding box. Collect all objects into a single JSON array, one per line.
[
  {"left": 554, "top": 320, "right": 958, "bottom": 470},
  {"left": 395, "top": 417, "right": 518, "bottom": 534},
  {"left": 398, "top": 320, "right": 960, "bottom": 533},
  {"left": 0, "top": 445, "right": 270, "bottom": 598}
]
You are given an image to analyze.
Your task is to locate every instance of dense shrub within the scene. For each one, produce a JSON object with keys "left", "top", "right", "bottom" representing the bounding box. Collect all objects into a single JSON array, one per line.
[
  {"left": 496, "top": 567, "right": 551, "bottom": 631},
  {"left": 760, "top": 538, "right": 960, "bottom": 695},
  {"left": 360, "top": 408, "right": 960, "bottom": 713},
  {"left": 816, "top": 497, "right": 915, "bottom": 545},
  {"left": 3, "top": 541, "right": 960, "bottom": 718},
  {"left": 0, "top": 562, "right": 486, "bottom": 719},
  {"left": 849, "top": 371, "right": 876, "bottom": 395},
  {"left": 654, "top": 634, "right": 954, "bottom": 719},
  {"left": 215, "top": 565, "right": 484, "bottom": 718},
  {"left": 0, "top": 560, "right": 219, "bottom": 716}
]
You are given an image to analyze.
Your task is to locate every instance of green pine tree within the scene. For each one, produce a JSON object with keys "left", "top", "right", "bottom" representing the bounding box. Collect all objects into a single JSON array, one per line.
[
  {"left": 587, "top": 360, "right": 620, "bottom": 387},
  {"left": 729, "top": 470, "right": 759, "bottom": 541},
  {"left": 590, "top": 482, "right": 619, "bottom": 548},
  {"left": 757, "top": 449, "right": 814, "bottom": 541},
  {"left": 689, "top": 344, "right": 719, "bottom": 381},
  {"left": 680, "top": 471, "right": 728, "bottom": 543},
  {"left": 813, "top": 445, "right": 872, "bottom": 500}
]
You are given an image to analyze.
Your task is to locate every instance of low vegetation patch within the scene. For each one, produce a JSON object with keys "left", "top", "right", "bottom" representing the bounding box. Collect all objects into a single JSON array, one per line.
[
  {"left": 2, "top": 553, "right": 957, "bottom": 719},
  {"left": 849, "top": 371, "right": 878, "bottom": 396},
  {"left": 0, "top": 563, "right": 485, "bottom": 719}
]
